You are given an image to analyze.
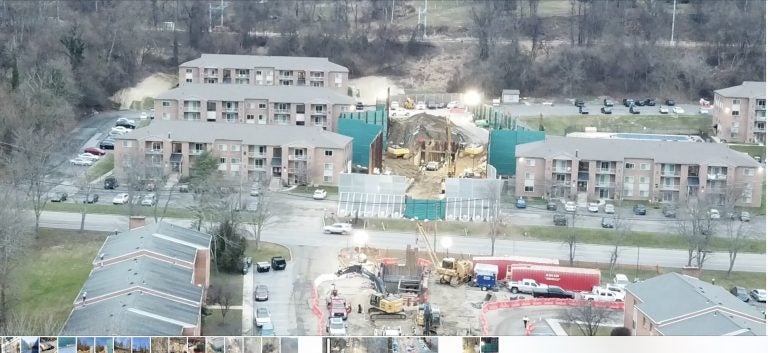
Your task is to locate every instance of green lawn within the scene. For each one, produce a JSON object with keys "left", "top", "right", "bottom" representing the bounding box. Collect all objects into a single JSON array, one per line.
[
  {"left": 43, "top": 202, "right": 195, "bottom": 219},
  {"left": 728, "top": 144, "right": 765, "bottom": 161},
  {"left": 398, "top": 0, "right": 571, "bottom": 28},
  {"left": 210, "top": 270, "right": 244, "bottom": 307},
  {"left": 8, "top": 228, "right": 108, "bottom": 334},
  {"left": 560, "top": 323, "right": 616, "bottom": 336},
  {"left": 521, "top": 115, "right": 711, "bottom": 136},
  {"left": 365, "top": 217, "right": 492, "bottom": 236},
  {"left": 202, "top": 309, "right": 242, "bottom": 336},
  {"left": 245, "top": 241, "right": 292, "bottom": 262},
  {"left": 87, "top": 154, "right": 114, "bottom": 182}
]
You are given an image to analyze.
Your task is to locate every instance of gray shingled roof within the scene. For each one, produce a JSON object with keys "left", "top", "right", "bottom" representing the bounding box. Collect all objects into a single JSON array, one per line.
[
  {"left": 80, "top": 257, "right": 203, "bottom": 304},
  {"left": 157, "top": 83, "right": 356, "bottom": 105},
  {"left": 516, "top": 136, "right": 762, "bottom": 167},
  {"left": 626, "top": 273, "right": 766, "bottom": 335},
  {"left": 60, "top": 293, "right": 199, "bottom": 335},
  {"left": 657, "top": 310, "right": 762, "bottom": 336},
  {"left": 180, "top": 53, "right": 349, "bottom": 72},
  {"left": 116, "top": 120, "right": 352, "bottom": 149},
  {"left": 714, "top": 81, "right": 766, "bottom": 98},
  {"left": 98, "top": 222, "right": 211, "bottom": 264}
]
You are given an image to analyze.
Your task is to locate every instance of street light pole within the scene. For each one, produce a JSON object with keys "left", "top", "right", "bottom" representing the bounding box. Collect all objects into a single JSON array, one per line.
[{"left": 635, "top": 244, "right": 640, "bottom": 282}]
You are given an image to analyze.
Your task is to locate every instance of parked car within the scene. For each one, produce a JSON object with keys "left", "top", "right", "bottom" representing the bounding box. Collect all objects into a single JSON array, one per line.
[
  {"left": 141, "top": 193, "right": 156, "bottom": 206},
  {"left": 84, "top": 147, "right": 107, "bottom": 156},
  {"left": 355, "top": 102, "right": 364, "bottom": 111},
  {"left": 117, "top": 117, "right": 136, "bottom": 126},
  {"left": 112, "top": 193, "right": 130, "bottom": 205},
  {"left": 672, "top": 106, "right": 685, "bottom": 114},
  {"left": 515, "top": 197, "right": 527, "bottom": 209},
  {"left": 633, "top": 204, "right": 647, "bottom": 215},
  {"left": 623, "top": 98, "right": 634, "bottom": 107},
  {"left": 662, "top": 205, "right": 677, "bottom": 218},
  {"left": 99, "top": 139, "right": 115, "bottom": 150},
  {"left": 446, "top": 101, "right": 459, "bottom": 109},
  {"left": 659, "top": 106, "right": 669, "bottom": 114},
  {"left": 260, "top": 321, "right": 275, "bottom": 336},
  {"left": 629, "top": 105, "right": 641, "bottom": 114},
  {"left": 313, "top": 189, "right": 328, "bottom": 200},
  {"left": 254, "top": 285, "right": 269, "bottom": 301},
  {"left": 644, "top": 98, "right": 656, "bottom": 106},
  {"left": 553, "top": 213, "right": 567, "bottom": 226},
  {"left": 579, "top": 106, "right": 589, "bottom": 114},
  {"left": 49, "top": 192, "right": 68, "bottom": 202},
  {"left": 546, "top": 200, "right": 558, "bottom": 211},
  {"left": 665, "top": 99, "right": 676, "bottom": 106},
  {"left": 271, "top": 256, "right": 287, "bottom": 270},
  {"left": 323, "top": 223, "right": 353, "bottom": 234},
  {"left": 730, "top": 286, "right": 750, "bottom": 302},
  {"left": 110, "top": 126, "right": 131, "bottom": 134},
  {"left": 603, "top": 99, "right": 614, "bottom": 107},
  {"left": 78, "top": 153, "right": 100, "bottom": 161},
  {"left": 415, "top": 101, "right": 426, "bottom": 110},
  {"left": 604, "top": 204, "right": 615, "bottom": 214},
  {"left": 532, "top": 285, "right": 574, "bottom": 299},
  {"left": 84, "top": 194, "right": 99, "bottom": 204},
  {"left": 601, "top": 217, "right": 615, "bottom": 229},
  {"left": 750, "top": 289, "right": 766, "bottom": 302},
  {"left": 699, "top": 107, "right": 711, "bottom": 114},
  {"left": 564, "top": 201, "right": 577, "bottom": 212},
  {"left": 600, "top": 106, "right": 612, "bottom": 114},
  {"left": 70, "top": 157, "right": 94, "bottom": 166},
  {"left": 139, "top": 112, "right": 149, "bottom": 120},
  {"left": 740, "top": 211, "right": 751, "bottom": 222},
  {"left": 587, "top": 202, "right": 599, "bottom": 213},
  {"left": 709, "top": 209, "right": 721, "bottom": 219},
  {"left": 574, "top": 99, "right": 585, "bottom": 107},
  {"left": 425, "top": 161, "right": 440, "bottom": 171},
  {"left": 427, "top": 100, "right": 437, "bottom": 109},
  {"left": 104, "top": 177, "right": 118, "bottom": 189},
  {"left": 255, "top": 261, "right": 271, "bottom": 273},
  {"left": 255, "top": 307, "right": 272, "bottom": 327},
  {"left": 634, "top": 99, "right": 645, "bottom": 106}
]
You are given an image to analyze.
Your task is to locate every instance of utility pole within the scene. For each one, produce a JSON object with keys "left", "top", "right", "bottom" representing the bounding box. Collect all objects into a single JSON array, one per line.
[
  {"left": 670, "top": 0, "right": 677, "bottom": 45},
  {"left": 423, "top": 0, "right": 428, "bottom": 38},
  {"left": 391, "top": 0, "right": 395, "bottom": 24}
]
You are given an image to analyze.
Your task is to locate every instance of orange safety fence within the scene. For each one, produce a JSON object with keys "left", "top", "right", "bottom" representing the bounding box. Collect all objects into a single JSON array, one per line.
[{"left": 311, "top": 285, "right": 324, "bottom": 335}]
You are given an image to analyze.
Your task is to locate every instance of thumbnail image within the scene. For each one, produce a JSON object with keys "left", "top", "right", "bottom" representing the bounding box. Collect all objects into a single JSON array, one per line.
[
  {"left": 169, "top": 339, "right": 186, "bottom": 353},
  {"left": 113, "top": 338, "right": 130, "bottom": 353},
  {"left": 223, "top": 338, "right": 242, "bottom": 353},
  {"left": 278, "top": 338, "right": 297, "bottom": 353},
  {"left": 461, "top": 338, "right": 498, "bottom": 353},
  {"left": 94, "top": 338, "right": 112, "bottom": 353},
  {"left": 389, "top": 337, "right": 437, "bottom": 353},
  {"left": 205, "top": 338, "right": 223, "bottom": 353},
  {"left": 130, "top": 338, "right": 148, "bottom": 353},
  {"left": 21, "top": 337, "right": 39, "bottom": 353},
  {"left": 187, "top": 338, "right": 205, "bottom": 353},
  {"left": 58, "top": 338, "right": 75, "bottom": 353},
  {"left": 151, "top": 338, "right": 168, "bottom": 353},
  {"left": 76, "top": 338, "right": 93, "bottom": 353},
  {"left": 243, "top": 338, "right": 260, "bottom": 353},
  {"left": 40, "top": 338, "right": 57, "bottom": 353},
  {"left": 260, "top": 339, "right": 278, "bottom": 353},
  {"left": 322, "top": 338, "right": 389, "bottom": 353},
  {"left": 3, "top": 338, "right": 21, "bottom": 353}
]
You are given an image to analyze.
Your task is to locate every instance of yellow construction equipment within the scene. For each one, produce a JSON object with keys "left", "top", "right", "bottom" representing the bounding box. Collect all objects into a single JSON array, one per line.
[
  {"left": 404, "top": 97, "right": 415, "bottom": 110},
  {"left": 336, "top": 264, "right": 407, "bottom": 320},
  {"left": 464, "top": 144, "right": 484, "bottom": 156},
  {"left": 387, "top": 144, "right": 410, "bottom": 158},
  {"left": 436, "top": 257, "right": 474, "bottom": 286},
  {"left": 415, "top": 303, "right": 441, "bottom": 335}
]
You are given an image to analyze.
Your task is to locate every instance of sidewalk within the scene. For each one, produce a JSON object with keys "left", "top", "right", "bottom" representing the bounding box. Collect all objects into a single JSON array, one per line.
[{"left": 242, "top": 267, "right": 254, "bottom": 335}]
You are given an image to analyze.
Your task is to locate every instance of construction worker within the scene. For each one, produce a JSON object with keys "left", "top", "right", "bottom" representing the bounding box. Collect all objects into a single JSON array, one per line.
[
  {"left": 523, "top": 315, "right": 529, "bottom": 329},
  {"left": 358, "top": 304, "right": 363, "bottom": 314}
]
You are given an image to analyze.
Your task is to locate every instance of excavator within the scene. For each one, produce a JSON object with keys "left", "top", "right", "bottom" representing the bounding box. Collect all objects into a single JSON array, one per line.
[
  {"left": 335, "top": 264, "right": 407, "bottom": 320},
  {"left": 403, "top": 97, "right": 415, "bottom": 110},
  {"left": 415, "top": 302, "right": 441, "bottom": 335}
]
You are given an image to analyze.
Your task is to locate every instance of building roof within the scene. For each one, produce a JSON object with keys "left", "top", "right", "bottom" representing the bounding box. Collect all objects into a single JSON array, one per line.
[
  {"left": 116, "top": 120, "right": 352, "bottom": 149},
  {"left": 713, "top": 81, "right": 766, "bottom": 99},
  {"left": 502, "top": 89, "right": 520, "bottom": 94},
  {"left": 180, "top": 53, "right": 349, "bottom": 73},
  {"left": 516, "top": 136, "right": 762, "bottom": 167},
  {"left": 98, "top": 222, "right": 211, "bottom": 264},
  {"left": 156, "top": 83, "right": 356, "bottom": 105},
  {"left": 80, "top": 257, "right": 203, "bottom": 304},
  {"left": 60, "top": 293, "right": 199, "bottom": 336},
  {"left": 625, "top": 273, "right": 765, "bottom": 335}
]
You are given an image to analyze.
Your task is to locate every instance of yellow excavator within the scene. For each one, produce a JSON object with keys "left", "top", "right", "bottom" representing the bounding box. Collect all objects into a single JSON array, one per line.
[
  {"left": 403, "top": 97, "right": 415, "bottom": 110},
  {"left": 387, "top": 144, "right": 410, "bottom": 158},
  {"left": 335, "top": 264, "right": 407, "bottom": 320}
]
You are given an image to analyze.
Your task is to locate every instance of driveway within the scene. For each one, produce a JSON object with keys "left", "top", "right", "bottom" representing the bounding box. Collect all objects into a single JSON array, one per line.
[{"left": 252, "top": 261, "right": 298, "bottom": 336}]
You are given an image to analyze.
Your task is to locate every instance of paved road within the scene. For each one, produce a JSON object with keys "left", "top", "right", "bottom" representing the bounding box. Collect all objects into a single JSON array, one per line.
[{"left": 37, "top": 210, "right": 766, "bottom": 272}]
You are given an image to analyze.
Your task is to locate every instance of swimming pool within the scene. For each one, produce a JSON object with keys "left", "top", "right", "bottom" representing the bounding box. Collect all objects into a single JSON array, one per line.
[{"left": 614, "top": 133, "right": 690, "bottom": 141}]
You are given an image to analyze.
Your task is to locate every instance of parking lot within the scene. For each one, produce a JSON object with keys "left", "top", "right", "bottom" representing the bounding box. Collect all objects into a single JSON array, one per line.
[{"left": 496, "top": 100, "right": 705, "bottom": 118}]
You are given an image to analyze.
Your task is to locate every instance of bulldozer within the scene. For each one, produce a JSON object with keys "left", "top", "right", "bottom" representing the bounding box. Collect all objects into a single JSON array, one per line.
[
  {"left": 415, "top": 303, "right": 441, "bottom": 335},
  {"left": 436, "top": 257, "right": 474, "bottom": 286},
  {"left": 403, "top": 97, "right": 415, "bottom": 110},
  {"left": 387, "top": 144, "right": 410, "bottom": 158},
  {"left": 335, "top": 264, "right": 407, "bottom": 320}
]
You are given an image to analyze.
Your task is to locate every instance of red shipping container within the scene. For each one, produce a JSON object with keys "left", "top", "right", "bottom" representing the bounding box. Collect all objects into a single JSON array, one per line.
[
  {"left": 507, "top": 265, "right": 601, "bottom": 292},
  {"left": 472, "top": 256, "right": 560, "bottom": 280}
]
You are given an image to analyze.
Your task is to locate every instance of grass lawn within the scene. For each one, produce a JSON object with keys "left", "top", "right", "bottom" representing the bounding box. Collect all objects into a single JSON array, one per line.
[
  {"left": 8, "top": 228, "right": 108, "bottom": 334},
  {"left": 521, "top": 115, "right": 711, "bottom": 136},
  {"left": 728, "top": 144, "right": 766, "bottom": 161},
  {"left": 364, "top": 217, "right": 492, "bottom": 236},
  {"left": 245, "top": 241, "right": 292, "bottom": 262},
  {"left": 210, "top": 270, "right": 244, "bottom": 306},
  {"left": 43, "top": 202, "right": 195, "bottom": 219},
  {"left": 86, "top": 154, "right": 114, "bottom": 182},
  {"left": 560, "top": 323, "right": 616, "bottom": 336},
  {"left": 202, "top": 308, "right": 242, "bottom": 336}
]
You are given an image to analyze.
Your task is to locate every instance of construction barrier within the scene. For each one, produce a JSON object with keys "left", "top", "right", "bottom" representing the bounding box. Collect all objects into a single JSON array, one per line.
[
  {"left": 479, "top": 299, "right": 624, "bottom": 335},
  {"left": 311, "top": 285, "right": 324, "bottom": 335}
]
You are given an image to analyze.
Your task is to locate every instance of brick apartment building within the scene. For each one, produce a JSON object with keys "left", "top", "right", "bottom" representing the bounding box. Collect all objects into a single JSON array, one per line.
[
  {"left": 514, "top": 136, "right": 763, "bottom": 207},
  {"left": 178, "top": 53, "right": 349, "bottom": 90},
  {"left": 153, "top": 84, "right": 356, "bottom": 132},
  {"left": 113, "top": 120, "right": 352, "bottom": 187},
  {"left": 712, "top": 81, "right": 766, "bottom": 144}
]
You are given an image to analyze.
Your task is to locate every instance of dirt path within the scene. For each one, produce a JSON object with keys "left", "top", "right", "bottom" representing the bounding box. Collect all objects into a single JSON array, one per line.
[{"left": 110, "top": 73, "right": 177, "bottom": 110}]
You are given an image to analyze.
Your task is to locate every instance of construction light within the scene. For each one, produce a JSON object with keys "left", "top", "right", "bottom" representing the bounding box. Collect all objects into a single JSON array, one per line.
[{"left": 464, "top": 90, "right": 482, "bottom": 106}]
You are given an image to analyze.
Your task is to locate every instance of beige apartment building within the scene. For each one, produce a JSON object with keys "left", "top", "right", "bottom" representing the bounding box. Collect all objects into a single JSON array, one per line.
[
  {"left": 153, "top": 84, "right": 357, "bottom": 132},
  {"left": 712, "top": 81, "right": 766, "bottom": 144},
  {"left": 514, "top": 136, "right": 763, "bottom": 207},
  {"left": 178, "top": 53, "right": 349, "bottom": 90},
  {"left": 113, "top": 120, "right": 353, "bottom": 187}
]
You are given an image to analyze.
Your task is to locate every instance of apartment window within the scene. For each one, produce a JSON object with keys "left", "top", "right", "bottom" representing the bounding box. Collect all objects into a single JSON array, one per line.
[
  {"left": 207, "top": 102, "right": 216, "bottom": 111},
  {"left": 639, "top": 163, "right": 650, "bottom": 170},
  {"left": 219, "top": 144, "right": 228, "bottom": 151},
  {"left": 624, "top": 176, "right": 634, "bottom": 183},
  {"left": 219, "top": 158, "right": 226, "bottom": 164},
  {"left": 256, "top": 70, "right": 262, "bottom": 76},
  {"left": 247, "top": 114, "right": 255, "bottom": 121},
  {"left": 742, "top": 189, "right": 753, "bottom": 203},
  {"left": 296, "top": 104, "right": 305, "bottom": 114},
  {"left": 733, "top": 99, "right": 741, "bottom": 105},
  {"left": 311, "top": 81, "right": 324, "bottom": 87},
  {"left": 231, "top": 158, "right": 240, "bottom": 165},
  {"left": 743, "top": 168, "right": 756, "bottom": 176},
  {"left": 280, "top": 80, "right": 293, "bottom": 86},
  {"left": 324, "top": 175, "right": 333, "bottom": 182},
  {"left": 325, "top": 150, "right": 333, "bottom": 156},
  {"left": 123, "top": 140, "right": 134, "bottom": 148},
  {"left": 150, "top": 142, "right": 162, "bottom": 150},
  {"left": 526, "top": 159, "right": 536, "bottom": 167},
  {"left": 275, "top": 114, "right": 289, "bottom": 125},
  {"left": 259, "top": 103, "right": 267, "bottom": 109},
  {"left": 186, "top": 78, "right": 192, "bottom": 83},
  {"left": 640, "top": 190, "right": 650, "bottom": 197},
  {"left": 276, "top": 103, "right": 289, "bottom": 112},
  {"left": 193, "top": 143, "right": 205, "bottom": 152},
  {"left": 324, "top": 163, "right": 333, "bottom": 171},
  {"left": 639, "top": 176, "right": 649, "bottom": 184},
  {"left": 162, "top": 113, "right": 170, "bottom": 120},
  {"left": 249, "top": 103, "right": 256, "bottom": 109},
  {"left": 231, "top": 144, "right": 241, "bottom": 152},
  {"left": 310, "top": 71, "right": 324, "bottom": 79},
  {"left": 625, "top": 163, "right": 635, "bottom": 169},
  {"left": 162, "top": 101, "right": 171, "bottom": 107},
  {"left": 236, "top": 69, "right": 249, "bottom": 76},
  {"left": 186, "top": 68, "right": 192, "bottom": 73},
  {"left": 732, "top": 110, "right": 740, "bottom": 116},
  {"left": 623, "top": 189, "right": 633, "bottom": 197},
  {"left": 258, "top": 114, "right": 266, "bottom": 124},
  {"left": 323, "top": 163, "right": 334, "bottom": 183},
  {"left": 524, "top": 185, "right": 534, "bottom": 192}
]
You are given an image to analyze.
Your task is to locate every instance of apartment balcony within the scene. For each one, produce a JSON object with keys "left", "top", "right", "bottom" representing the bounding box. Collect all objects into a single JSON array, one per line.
[
  {"left": 596, "top": 168, "right": 616, "bottom": 174},
  {"left": 552, "top": 166, "right": 570, "bottom": 173},
  {"left": 707, "top": 173, "right": 727, "bottom": 180},
  {"left": 757, "top": 115, "right": 766, "bottom": 122},
  {"left": 660, "top": 184, "right": 680, "bottom": 191},
  {"left": 183, "top": 106, "right": 200, "bottom": 112},
  {"left": 288, "top": 155, "right": 307, "bottom": 161},
  {"left": 757, "top": 104, "right": 766, "bottom": 111},
  {"left": 279, "top": 75, "right": 294, "bottom": 80},
  {"left": 236, "top": 73, "right": 249, "bottom": 78},
  {"left": 190, "top": 149, "right": 205, "bottom": 155},
  {"left": 247, "top": 164, "right": 266, "bottom": 171},
  {"left": 595, "top": 182, "right": 615, "bottom": 188},
  {"left": 223, "top": 107, "right": 238, "bottom": 113},
  {"left": 145, "top": 149, "right": 163, "bottom": 155},
  {"left": 275, "top": 109, "right": 290, "bottom": 114},
  {"left": 551, "top": 181, "right": 572, "bottom": 187},
  {"left": 310, "top": 76, "right": 324, "bottom": 81},
  {"left": 660, "top": 170, "right": 681, "bottom": 177},
  {"left": 754, "top": 126, "right": 766, "bottom": 133},
  {"left": 248, "top": 152, "right": 266, "bottom": 158},
  {"left": 203, "top": 72, "right": 218, "bottom": 78},
  {"left": 287, "top": 168, "right": 307, "bottom": 174}
]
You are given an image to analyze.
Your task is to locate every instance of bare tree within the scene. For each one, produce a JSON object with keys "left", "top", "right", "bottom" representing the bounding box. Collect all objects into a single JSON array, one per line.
[
  {"left": 677, "top": 194, "right": 716, "bottom": 270},
  {"left": 470, "top": 1, "right": 496, "bottom": 60},
  {"left": 561, "top": 302, "right": 615, "bottom": 336},
  {"left": 566, "top": 210, "right": 578, "bottom": 266},
  {"left": 607, "top": 214, "right": 631, "bottom": 277},
  {"left": 244, "top": 186, "right": 276, "bottom": 251},
  {"left": 219, "top": 287, "right": 233, "bottom": 318},
  {"left": 718, "top": 184, "right": 753, "bottom": 276},
  {"left": 482, "top": 180, "right": 503, "bottom": 256},
  {"left": 0, "top": 185, "right": 33, "bottom": 334}
]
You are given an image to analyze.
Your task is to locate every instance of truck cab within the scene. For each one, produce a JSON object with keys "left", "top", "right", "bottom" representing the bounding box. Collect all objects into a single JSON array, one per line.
[
  {"left": 271, "top": 256, "right": 287, "bottom": 270},
  {"left": 581, "top": 286, "right": 624, "bottom": 302},
  {"left": 507, "top": 278, "right": 547, "bottom": 294}
]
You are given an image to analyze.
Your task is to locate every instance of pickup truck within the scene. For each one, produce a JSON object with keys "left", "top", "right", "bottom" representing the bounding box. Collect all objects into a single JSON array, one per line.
[
  {"left": 271, "top": 256, "right": 287, "bottom": 270},
  {"left": 326, "top": 317, "right": 347, "bottom": 336},
  {"left": 507, "top": 278, "right": 548, "bottom": 294},
  {"left": 580, "top": 286, "right": 624, "bottom": 302},
  {"left": 531, "top": 286, "right": 574, "bottom": 299}
]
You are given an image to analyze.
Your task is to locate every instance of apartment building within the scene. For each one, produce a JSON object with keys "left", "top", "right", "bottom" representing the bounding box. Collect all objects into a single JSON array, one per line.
[
  {"left": 153, "top": 84, "right": 356, "bottom": 132},
  {"left": 624, "top": 273, "right": 765, "bottom": 336},
  {"left": 712, "top": 81, "right": 766, "bottom": 144},
  {"left": 178, "top": 54, "right": 349, "bottom": 90},
  {"left": 113, "top": 120, "right": 352, "bottom": 187},
  {"left": 514, "top": 136, "right": 763, "bottom": 207}
]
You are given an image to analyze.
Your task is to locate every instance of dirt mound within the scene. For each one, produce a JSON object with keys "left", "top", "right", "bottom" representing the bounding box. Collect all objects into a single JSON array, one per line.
[
  {"left": 388, "top": 113, "right": 466, "bottom": 147},
  {"left": 110, "top": 73, "right": 177, "bottom": 110}
]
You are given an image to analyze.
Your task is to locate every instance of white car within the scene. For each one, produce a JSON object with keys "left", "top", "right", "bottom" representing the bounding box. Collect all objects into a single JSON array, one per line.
[
  {"left": 313, "top": 189, "right": 327, "bottom": 200},
  {"left": 750, "top": 289, "right": 766, "bottom": 302},
  {"left": 255, "top": 307, "right": 271, "bottom": 327},
  {"left": 140, "top": 112, "right": 149, "bottom": 120},
  {"left": 415, "top": 101, "right": 426, "bottom": 110},
  {"left": 564, "top": 201, "right": 577, "bottom": 212},
  {"left": 672, "top": 106, "right": 685, "bottom": 114},
  {"left": 70, "top": 157, "right": 94, "bottom": 166},
  {"left": 604, "top": 204, "right": 615, "bottom": 214},
  {"left": 112, "top": 193, "right": 130, "bottom": 205},
  {"left": 116, "top": 117, "right": 136, "bottom": 126},
  {"left": 78, "top": 153, "right": 100, "bottom": 161},
  {"left": 658, "top": 106, "right": 669, "bottom": 114},
  {"left": 587, "top": 202, "right": 599, "bottom": 213},
  {"left": 709, "top": 209, "right": 721, "bottom": 219},
  {"left": 110, "top": 126, "right": 130, "bottom": 134},
  {"left": 323, "top": 223, "right": 352, "bottom": 234},
  {"left": 446, "top": 101, "right": 459, "bottom": 109},
  {"left": 141, "top": 193, "right": 156, "bottom": 206}
]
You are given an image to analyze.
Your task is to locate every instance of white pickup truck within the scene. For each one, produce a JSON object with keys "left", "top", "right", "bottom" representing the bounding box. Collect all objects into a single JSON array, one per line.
[
  {"left": 507, "top": 278, "right": 548, "bottom": 294},
  {"left": 580, "top": 286, "right": 625, "bottom": 302}
]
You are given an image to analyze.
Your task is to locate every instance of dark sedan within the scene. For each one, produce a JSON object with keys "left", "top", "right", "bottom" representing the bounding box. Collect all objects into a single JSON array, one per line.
[
  {"left": 633, "top": 204, "right": 647, "bottom": 215},
  {"left": 255, "top": 284, "right": 269, "bottom": 301},
  {"left": 601, "top": 217, "right": 615, "bottom": 228},
  {"left": 83, "top": 194, "right": 99, "bottom": 204},
  {"left": 99, "top": 139, "right": 115, "bottom": 150},
  {"left": 49, "top": 192, "right": 68, "bottom": 202}
]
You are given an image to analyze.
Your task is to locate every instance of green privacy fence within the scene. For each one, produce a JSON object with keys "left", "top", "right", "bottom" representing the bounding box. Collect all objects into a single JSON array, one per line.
[
  {"left": 488, "top": 130, "right": 546, "bottom": 176},
  {"left": 339, "top": 109, "right": 388, "bottom": 148},
  {"left": 403, "top": 198, "right": 446, "bottom": 220},
  {"left": 338, "top": 119, "right": 383, "bottom": 169}
]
